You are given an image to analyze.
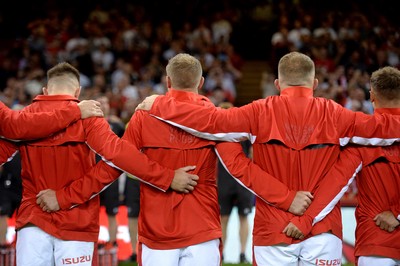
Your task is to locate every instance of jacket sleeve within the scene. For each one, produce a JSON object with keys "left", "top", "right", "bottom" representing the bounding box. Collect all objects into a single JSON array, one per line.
[
  {"left": 290, "top": 146, "right": 362, "bottom": 236},
  {"left": 339, "top": 109, "right": 400, "bottom": 146},
  {"left": 149, "top": 96, "right": 258, "bottom": 142},
  {"left": 215, "top": 142, "right": 296, "bottom": 210},
  {"left": 0, "top": 138, "right": 19, "bottom": 165},
  {"left": 0, "top": 101, "right": 81, "bottom": 140},
  {"left": 390, "top": 204, "right": 400, "bottom": 221},
  {"left": 56, "top": 160, "right": 122, "bottom": 209},
  {"left": 83, "top": 117, "right": 174, "bottom": 191}
]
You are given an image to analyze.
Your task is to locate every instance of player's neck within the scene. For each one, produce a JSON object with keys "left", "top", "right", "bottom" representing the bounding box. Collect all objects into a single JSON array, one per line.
[
  {"left": 172, "top": 88, "right": 198, "bottom": 94},
  {"left": 374, "top": 101, "right": 400, "bottom": 109}
]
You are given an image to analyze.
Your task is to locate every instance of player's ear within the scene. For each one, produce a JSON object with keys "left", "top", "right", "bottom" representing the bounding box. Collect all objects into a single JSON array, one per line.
[
  {"left": 312, "top": 78, "right": 319, "bottom": 91},
  {"left": 198, "top": 77, "right": 204, "bottom": 90},
  {"left": 369, "top": 89, "right": 376, "bottom": 103},
  {"left": 274, "top": 79, "right": 280, "bottom": 92},
  {"left": 43, "top": 87, "right": 49, "bottom": 95},
  {"left": 74, "top": 86, "right": 81, "bottom": 98},
  {"left": 166, "top": 76, "right": 172, "bottom": 89}
]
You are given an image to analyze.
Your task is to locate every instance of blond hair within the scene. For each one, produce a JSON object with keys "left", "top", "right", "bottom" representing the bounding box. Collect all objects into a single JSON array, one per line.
[
  {"left": 166, "top": 53, "right": 202, "bottom": 89},
  {"left": 278, "top": 52, "right": 315, "bottom": 86}
]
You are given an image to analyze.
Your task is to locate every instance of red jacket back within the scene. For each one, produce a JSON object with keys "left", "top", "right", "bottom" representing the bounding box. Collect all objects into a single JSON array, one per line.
[
  {"left": 125, "top": 89, "right": 222, "bottom": 249},
  {"left": 150, "top": 87, "right": 400, "bottom": 246}
]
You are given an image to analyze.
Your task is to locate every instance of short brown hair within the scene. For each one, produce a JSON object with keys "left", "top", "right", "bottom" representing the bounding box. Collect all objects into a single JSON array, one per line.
[
  {"left": 47, "top": 62, "right": 80, "bottom": 83},
  {"left": 166, "top": 53, "right": 202, "bottom": 89},
  {"left": 370, "top": 66, "right": 400, "bottom": 101}
]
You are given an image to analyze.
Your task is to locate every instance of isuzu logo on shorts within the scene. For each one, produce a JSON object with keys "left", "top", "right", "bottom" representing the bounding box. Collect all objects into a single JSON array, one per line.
[
  {"left": 62, "top": 255, "right": 91, "bottom": 264},
  {"left": 315, "top": 258, "right": 341, "bottom": 265}
]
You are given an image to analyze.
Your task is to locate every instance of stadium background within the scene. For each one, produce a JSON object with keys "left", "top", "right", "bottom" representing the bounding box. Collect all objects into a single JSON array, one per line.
[{"left": 1, "top": 0, "right": 399, "bottom": 265}]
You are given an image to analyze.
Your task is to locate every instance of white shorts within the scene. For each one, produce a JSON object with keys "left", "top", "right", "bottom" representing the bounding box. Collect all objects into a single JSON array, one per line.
[
  {"left": 358, "top": 256, "right": 400, "bottom": 266},
  {"left": 16, "top": 226, "right": 94, "bottom": 266},
  {"left": 140, "top": 239, "right": 221, "bottom": 266},
  {"left": 254, "top": 233, "right": 342, "bottom": 266}
]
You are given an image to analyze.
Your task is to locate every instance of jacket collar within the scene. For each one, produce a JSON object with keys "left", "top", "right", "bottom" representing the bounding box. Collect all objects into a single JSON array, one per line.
[
  {"left": 280, "top": 86, "right": 313, "bottom": 98},
  {"left": 375, "top": 108, "right": 400, "bottom": 115},
  {"left": 167, "top": 89, "right": 211, "bottom": 104},
  {"left": 33, "top": 95, "right": 79, "bottom": 102}
]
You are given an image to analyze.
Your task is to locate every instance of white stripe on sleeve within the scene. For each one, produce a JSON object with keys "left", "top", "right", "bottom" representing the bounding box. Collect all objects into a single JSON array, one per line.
[
  {"left": 312, "top": 162, "right": 362, "bottom": 225},
  {"left": 1, "top": 150, "right": 18, "bottom": 167},
  {"left": 151, "top": 115, "right": 257, "bottom": 144},
  {"left": 214, "top": 147, "right": 274, "bottom": 206},
  {"left": 340, "top": 137, "right": 400, "bottom": 147}
]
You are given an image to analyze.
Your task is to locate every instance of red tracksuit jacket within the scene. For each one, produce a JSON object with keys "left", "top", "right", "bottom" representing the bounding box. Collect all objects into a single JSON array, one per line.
[
  {"left": 0, "top": 95, "right": 175, "bottom": 242},
  {"left": 0, "top": 100, "right": 81, "bottom": 140},
  {"left": 354, "top": 149, "right": 400, "bottom": 260},
  {"left": 299, "top": 109, "right": 400, "bottom": 260},
  {"left": 354, "top": 142, "right": 400, "bottom": 260},
  {"left": 148, "top": 86, "right": 400, "bottom": 246},
  {"left": 54, "top": 89, "right": 299, "bottom": 249}
]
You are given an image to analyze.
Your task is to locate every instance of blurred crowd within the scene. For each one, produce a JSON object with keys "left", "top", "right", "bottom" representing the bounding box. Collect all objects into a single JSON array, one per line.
[
  {"left": 263, "top": 1, "right": 400, "bottom": 116},
  {"left": 0, "top": 1, "right": 399, "bottom": 120},
  {"left": 0, "top": 2, "right": 245, "bottom": 123}
]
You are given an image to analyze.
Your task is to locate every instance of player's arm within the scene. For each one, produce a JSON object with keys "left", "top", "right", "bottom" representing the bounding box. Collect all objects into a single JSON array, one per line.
[
  {"left": 0, "top": 100, "right": 102, "bottom": 140},
  {"left": 84, "top": 115, "right": 198, "bottom": 192},
  {"left": 374, "top": 202, "right": 400, "bottom": 232},
  {"left": 37, "top": 160, "right": 122, "bottom": 211},
  {"left": 339, "top": 108, "right": 400, "bottom": 146},
  {"left": 287, "top": 146, "right": 362, "bottom": 237},
  {"left": 56, "top": 162, "right": 122, "bottom": 210},
  {"left": 37, "top": 161, "right": 198, "bottom": 211},
  {"left": 82, "top": 116, "right": 174, "bottom": 191},
  {"left": 36, "top": 114, "right": 199, "bottom": 212},
  {"left": 0, "top": 138, "right": 19, "bottom": 165},
  {"left": 215, "top": 142, "right": 312, "bottom": 215},
  {"left": 373, "top": 210, "right": 400, "bottom": 232},
  {"left": 140, "top": 95, "right": 258, "bottom": 142},
  {"left": 391, "top": 204, "right": 400, "bottom": 225}
]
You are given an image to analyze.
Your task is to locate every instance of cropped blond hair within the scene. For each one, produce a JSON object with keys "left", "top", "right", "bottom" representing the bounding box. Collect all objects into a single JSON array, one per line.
[
  {"left": 278, "top": 52, "right": 315, "bottom": 86},
  {"left": 166, "top": 53, "right": 202, "bottom": 89}
]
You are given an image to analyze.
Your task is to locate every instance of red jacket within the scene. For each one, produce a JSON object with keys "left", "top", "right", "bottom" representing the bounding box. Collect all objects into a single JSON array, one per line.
[
  {"left": 0, "top": 100, "right": 81, "bottom": 140},
  {"left": 304, "top": 109, "right": 400, "bottom": 260},
  {"left": 355, "top": 142, "right": 400, "bottom": 260},
  {"left": 127, "top": 90, "right": 221, "bottom": 249},
  {"left": 55, "top": 89, "right": 298, "bottom": 249},
  {"left": 0, "top": 95, "right": 174, "bottom": 242},
  {"left": 149, "top": 87, "right": 400, "bottom": 246}
]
